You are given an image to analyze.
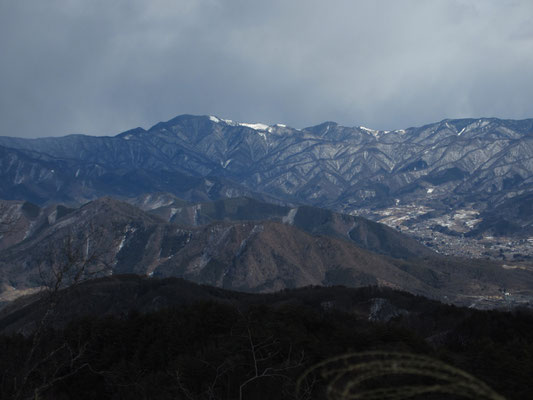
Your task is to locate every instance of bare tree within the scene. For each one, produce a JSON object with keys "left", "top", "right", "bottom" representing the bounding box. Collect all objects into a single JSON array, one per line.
[
  {"left": 172, "top": 307, "right": 306, "bottom": 400},
  {"left": 238, "top": 326, "right": 305, "bottom": 400},
  {"left": 13, "top": 224, "right": 111, "bottom": 400},
  {"left": 37, "top": 225, "right": 111, "bottom": 299}
]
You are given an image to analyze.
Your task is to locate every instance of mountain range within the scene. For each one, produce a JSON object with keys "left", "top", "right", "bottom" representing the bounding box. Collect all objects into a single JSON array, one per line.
[
  {"left": 1, "top": 115, "right": 533, "bottom": 399},
  {"left": 1, "top": 114, "right": 533, "bottom": 309},
  {"left": 1, "top": 114, "right": 532, "bottom": 240},
  {"left": 1, "top": 196, "right": 532, "bottom": 309}
]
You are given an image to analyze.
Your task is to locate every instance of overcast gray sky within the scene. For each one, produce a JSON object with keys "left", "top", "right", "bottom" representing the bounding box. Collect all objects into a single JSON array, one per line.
[{"left": 1, "top": 0, "right": 532, "bottom": 138}]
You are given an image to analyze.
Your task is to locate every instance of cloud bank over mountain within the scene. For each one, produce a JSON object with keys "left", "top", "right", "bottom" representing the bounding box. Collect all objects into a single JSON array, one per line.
[{"left": 1, "top": 0, "right": 532, "bottom": 137}]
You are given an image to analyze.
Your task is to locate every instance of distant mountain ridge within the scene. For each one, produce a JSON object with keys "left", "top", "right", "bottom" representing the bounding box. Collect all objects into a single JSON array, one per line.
[{"left": 1, "top": 115, "right": 532, "bottom": 214}]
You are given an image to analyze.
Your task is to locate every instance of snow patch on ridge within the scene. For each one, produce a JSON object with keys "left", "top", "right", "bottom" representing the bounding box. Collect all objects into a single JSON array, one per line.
[
  {"left": 209, "top": 116, "right": 238, "bottom": 126},
  {"left": 204, "top": 179, "right": 214, "bottom": 190},
  {"left": 235, "top": 224, "right": 264, "bottom": 257},
  {"left": 359, "top": 125, "right": 401, "bottom": 138},
  {"left": 282, "top": 208, "right": 298, "bottom": 225},
  {"left": 360, "top": 126, "right": 376, "bottom": 133},
  {"left": 47, "top": 210, "right": 58, "bottom": 224},
  {"left": 360, "top": 126, "right": 381, "bottom": 138},
  {"left": 240, "top": 122, "right": 270, "bottom": 131},
  {"left": 207, "top": 117, "right": 290, "bottom": 135},
  {"left": 193, "top": 204, "right": 202, "bottom": 226},
  {"left": 169, "top": 207, "right": 180, "bottom": 220},
  {"left": 23, "top": 221, "right": 35, "bottom": 240},
  {"left": 142, "top": 194, "right": 174, "bottom": 210},
  {"left": 117, "top": 235, "right": 126, "bottom": 251}
]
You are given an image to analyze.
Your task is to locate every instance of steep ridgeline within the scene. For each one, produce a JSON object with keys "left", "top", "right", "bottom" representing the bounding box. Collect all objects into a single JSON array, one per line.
[
  {"left": 128, "top": 195, "right": 434, "bottom": 260},
  {"left": 1, "top": 115, "right": 532, "bottom": 217},
  {"left": 0, "top": 142, "right": 277, "bottom": 206},
  {"left": 1, "top": 197, "right": 532, "bottom": 308},
  {"left": 466, "top": 192, "right": 533, "bottom": 238}
]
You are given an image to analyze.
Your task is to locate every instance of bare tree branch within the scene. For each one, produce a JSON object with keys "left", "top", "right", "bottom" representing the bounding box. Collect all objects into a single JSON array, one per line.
[
  {"left": 13, "top": 224, "right": 112, "bottom": 400},
  {"left": 238, "top": 319, "right": 305, "bottom": 400}
]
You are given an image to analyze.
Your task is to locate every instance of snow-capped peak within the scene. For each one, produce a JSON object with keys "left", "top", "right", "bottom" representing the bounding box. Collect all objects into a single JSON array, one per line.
[
  {"left": 239, "top": 122, "right": 270, "bottom": 131},
  {"left": 359, "top": 126, "right": 380, "bottom": 138},
  {"left": 358, "top": 126, "right": 401, "bottom": 138},
  {"left": 208, "top": 116, "right": 238, "bottom": 126},
  {"left": 207, "top": 116, "right": 291, "bottom": 137}
]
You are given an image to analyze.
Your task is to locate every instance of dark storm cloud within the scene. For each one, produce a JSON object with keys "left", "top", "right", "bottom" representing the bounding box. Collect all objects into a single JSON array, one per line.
[{"left": 1, "top": 0, "right": 532, "bottom": 137}]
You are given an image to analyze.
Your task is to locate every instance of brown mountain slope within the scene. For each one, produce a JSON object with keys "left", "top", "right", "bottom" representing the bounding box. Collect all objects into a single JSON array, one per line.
[
  {"left": 130, "top": 195, "right": 434, "bottom": 260},
  {"left": 0, "top": 197, "right": 532, "bottom": 308},
  {"left": 153, "top": 220, "right": 437, "bottom": 294}
]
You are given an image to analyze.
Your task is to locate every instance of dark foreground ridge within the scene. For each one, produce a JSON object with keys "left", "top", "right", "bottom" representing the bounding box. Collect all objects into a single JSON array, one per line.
[{"left": 1, "top": 275, "right": 532, "bottom": 399}]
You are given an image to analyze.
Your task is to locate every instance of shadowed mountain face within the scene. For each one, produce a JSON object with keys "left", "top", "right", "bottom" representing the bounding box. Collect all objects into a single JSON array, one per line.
[
  {"left": 0, "top": 115, "right": 532, "bottom": 218},
  {"left": 0, "top": 274, "right": 503, "bottom": 335},
  {"left": 1, "top": 197, "right": 532, "bottom": 308},
  {"left": 466, "top": 192, "right": 533, "bottom": 238},
  {"left": 0, "top": 143, "right": 276, "bottom": 206}
]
